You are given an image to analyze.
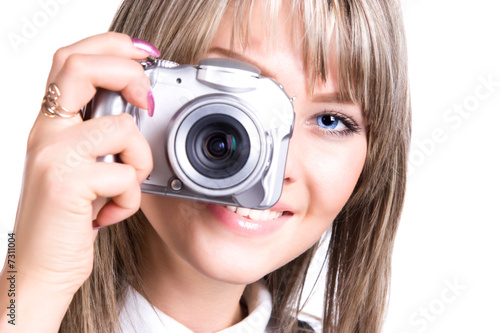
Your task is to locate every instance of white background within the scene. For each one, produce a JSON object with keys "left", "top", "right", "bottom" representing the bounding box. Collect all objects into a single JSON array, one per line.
[{"left": 1, "top": 1, "right": 499, "bottom": 332}]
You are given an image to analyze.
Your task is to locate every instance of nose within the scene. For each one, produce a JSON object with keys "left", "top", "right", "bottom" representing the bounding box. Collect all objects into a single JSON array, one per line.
[{"left": 282, "top": 130, "right": 302, "bottom": 185}]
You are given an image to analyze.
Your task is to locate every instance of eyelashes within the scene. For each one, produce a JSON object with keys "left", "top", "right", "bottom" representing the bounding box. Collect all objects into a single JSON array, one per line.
[{"left": 310, "top": 110, "right": 362, "bottom": 137}]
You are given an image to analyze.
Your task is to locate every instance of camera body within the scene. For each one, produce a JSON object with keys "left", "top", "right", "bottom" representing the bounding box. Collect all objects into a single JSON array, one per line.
[{"left": 89, "top": 58, "right": 294, "bottom": 209}]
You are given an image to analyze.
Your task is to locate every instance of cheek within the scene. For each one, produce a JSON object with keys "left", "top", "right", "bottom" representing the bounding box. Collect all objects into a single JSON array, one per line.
[
  {"left": 141, "top": 195, "right": 203, "bottom": 247},
  {"left": 304, "top": 140, "right": 367, "bottom": 222},
  {"left": 276, "top": 135, "right": 367, "bottom": 268}
]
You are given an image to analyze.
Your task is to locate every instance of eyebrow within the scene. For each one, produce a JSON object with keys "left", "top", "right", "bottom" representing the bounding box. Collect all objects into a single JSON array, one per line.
[
  {"left": 312, "top": 92, "right": 345, "bottom": 104},
  {"left": 207, "top": 47, "right": 277, "bottom": 78}
]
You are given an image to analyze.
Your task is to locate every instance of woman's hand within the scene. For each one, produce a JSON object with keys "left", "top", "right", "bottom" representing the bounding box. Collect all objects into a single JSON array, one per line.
[{"left": 0, "top": 32, "right": 157, "bottom": 332}]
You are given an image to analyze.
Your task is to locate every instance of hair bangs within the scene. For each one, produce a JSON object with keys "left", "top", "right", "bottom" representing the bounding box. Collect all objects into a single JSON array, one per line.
[{"left": 230, "top": 0, "right": 358, "bottom": 98}]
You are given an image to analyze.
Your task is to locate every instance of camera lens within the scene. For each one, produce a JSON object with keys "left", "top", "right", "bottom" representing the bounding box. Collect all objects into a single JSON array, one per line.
[
  {"left": 186, "top": 114, "right": 250, "bottom": 179},
  {"left": 204, "top": 133, "right": 233, "bottom": 159},
  {"left": 170, "top": 99, "right": 266, "bottom": 193}
]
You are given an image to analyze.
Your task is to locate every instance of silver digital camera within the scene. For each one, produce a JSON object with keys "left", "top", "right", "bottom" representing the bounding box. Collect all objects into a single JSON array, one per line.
[{"left": 89, "top": 58, "right": 294, "bottom": 209}]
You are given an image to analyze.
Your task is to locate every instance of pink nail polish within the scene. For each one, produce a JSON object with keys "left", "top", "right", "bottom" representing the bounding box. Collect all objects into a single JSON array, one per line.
[
  {"left": 131, "top": 37, "right": 161, "bottom": 58},
  {"left": 147, "top": 89, "right": 155, "bottom": 117},
  {"left": 92, "top": 220, "right": 103, "bottom": 230}
]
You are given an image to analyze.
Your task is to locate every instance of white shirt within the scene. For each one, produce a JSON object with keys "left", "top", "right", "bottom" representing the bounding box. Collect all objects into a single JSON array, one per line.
[{"left": 119, "top": 281, "right": 273, "bottom": 333}]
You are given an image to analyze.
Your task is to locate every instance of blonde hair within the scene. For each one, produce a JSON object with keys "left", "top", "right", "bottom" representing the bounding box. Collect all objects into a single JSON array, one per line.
[{"left": 60, "top": 0, "right": 410, "bottom": 332}]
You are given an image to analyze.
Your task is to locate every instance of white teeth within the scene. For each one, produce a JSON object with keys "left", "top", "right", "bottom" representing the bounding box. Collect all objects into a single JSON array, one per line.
[
  {"left": 225, "top": 206, "right": 285, "bottom": 221},
  {"left": 249, "top": 209, "right": 263, "bottom": 220},
  {"left": 236, "top": 207, "right": 250, "bottom": 217},
  {"left": 260, "top": 209, "right": 270, "bottom": 221},
  {"left": 270, "top": 211, "right": 284, "bottom": 219},
  {"left": 226, "top": 205, "right": 237, "bottom": 212}
]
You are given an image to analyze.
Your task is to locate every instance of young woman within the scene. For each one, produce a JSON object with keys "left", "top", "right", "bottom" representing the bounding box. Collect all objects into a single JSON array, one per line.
[{"left": 0, "top": 0, "right": 410, "bottom": 332}]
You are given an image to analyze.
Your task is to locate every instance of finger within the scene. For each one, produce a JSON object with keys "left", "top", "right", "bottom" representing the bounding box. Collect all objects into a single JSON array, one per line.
[
  {"left": 94, "top": 197, "right": 141, "bottom": 228},
  {"left": 54, "top": 53, "right": 150, "bottom": 113},
  {"left": 91, "top": 196, "right": 108, "bottom": 221},
  {"left": 34, "top": 32, "right": 157, "bottom": 133},
  {"left": 33, "top": 54, "right": 150, "bottom": 138},
  {"left": 36, "top": 114, "right": 152, "bottom": 183},
  {"left": 79, "top": 114, "right": 153, "bottom": 182},
  {"left": 83, "top": 162, "right": 143, "bottom": 227},
  {"left": 48, "top": 32, "right": 157, "bottom": 84}
]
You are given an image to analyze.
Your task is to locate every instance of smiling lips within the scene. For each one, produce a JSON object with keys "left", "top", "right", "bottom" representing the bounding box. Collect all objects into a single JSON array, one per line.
[{"left": 207, "top": 204, "right": 292, "bottom": 237}]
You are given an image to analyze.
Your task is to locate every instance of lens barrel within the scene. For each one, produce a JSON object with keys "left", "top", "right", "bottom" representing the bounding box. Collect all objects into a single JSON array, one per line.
[
  {"left": 186, "top": 114, "right": 250, "bottom": 179},
  {"left": 170, "top": 98, "right": 265, "bottom": 193}
]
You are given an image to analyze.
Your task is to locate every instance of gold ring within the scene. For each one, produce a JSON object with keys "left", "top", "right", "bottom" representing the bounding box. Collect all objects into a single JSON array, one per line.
[{"left": 41, "top": 83, "right": 80, "bottom": 118}]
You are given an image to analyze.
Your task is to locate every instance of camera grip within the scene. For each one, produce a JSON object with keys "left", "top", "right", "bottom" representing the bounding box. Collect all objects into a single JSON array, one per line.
[
  {"left": 97, "top": 155, "right": 120, "bottom": 163},
  {"left": 89, "top": 89, "right": 129, "bottom": 164}
]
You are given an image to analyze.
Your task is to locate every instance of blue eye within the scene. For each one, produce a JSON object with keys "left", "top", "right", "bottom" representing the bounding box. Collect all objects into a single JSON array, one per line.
[
  {"left": 309, "top": 111, "right": 361, "bottom": 138},
  {"left": 317, "top": 115, "right": 340, "bottom": 130}
]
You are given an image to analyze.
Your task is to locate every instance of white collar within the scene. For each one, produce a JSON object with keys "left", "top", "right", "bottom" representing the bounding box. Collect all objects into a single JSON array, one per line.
[{"left": 119, "top": 281, "right": 273, "bottom": 333}]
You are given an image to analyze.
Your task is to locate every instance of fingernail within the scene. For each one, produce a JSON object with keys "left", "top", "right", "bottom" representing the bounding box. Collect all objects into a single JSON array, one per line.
[
  {"left": 92, "top": 220, "right": 103, "bottom": 230},
  {"left": 147, "top": 88, "right": 155, "bottom": 117},
  {"left": 131, "top": 38, "right": 161, "bottom": 58}
]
